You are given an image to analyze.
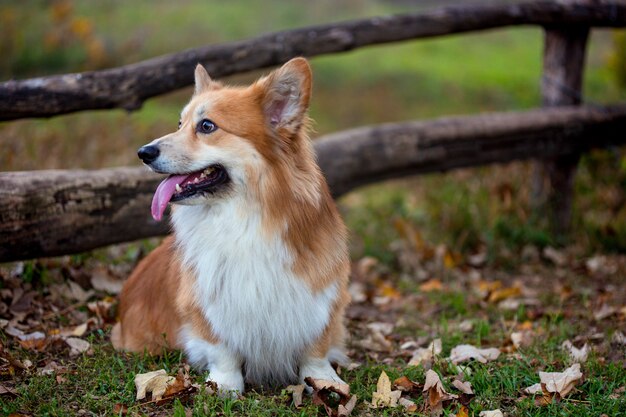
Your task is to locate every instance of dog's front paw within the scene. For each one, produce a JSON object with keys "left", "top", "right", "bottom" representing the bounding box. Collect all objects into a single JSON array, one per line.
[
  {"left": 207, "top": 369, "right": 244, "bottom": 398},
  {"left": 299, "top": 357, "right": 346, "bottom": 389}
]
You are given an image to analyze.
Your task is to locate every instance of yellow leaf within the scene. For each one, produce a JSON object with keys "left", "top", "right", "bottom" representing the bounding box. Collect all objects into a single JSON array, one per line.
[
  {"left": 419, "top": 279, "right": 443, "bottom": 292},
  {"left": 371, "top": 371, "right": 401, "bottom": 408},
  {"left": 456, "top": 405, "right": 470, "bottom": 417},
  {"left": 444, "top": 252, "right": 456, "bottom": 269},
  {"left": 487, "top": 286, "right": 521, "bottom": 303}
]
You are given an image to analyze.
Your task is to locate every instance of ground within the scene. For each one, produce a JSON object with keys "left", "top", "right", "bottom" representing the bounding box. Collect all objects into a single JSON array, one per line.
[{"left": 1, "top": 213, "right": 625, "bottom": 416}]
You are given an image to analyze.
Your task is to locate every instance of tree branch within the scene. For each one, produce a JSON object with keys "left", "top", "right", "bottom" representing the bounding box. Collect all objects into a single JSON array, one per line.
[
  {"left": 1, "top": 0, "right": 625, "bottom": 120},
  {"left": 1, "top": 104, "right": 625, "bottom": 261}
]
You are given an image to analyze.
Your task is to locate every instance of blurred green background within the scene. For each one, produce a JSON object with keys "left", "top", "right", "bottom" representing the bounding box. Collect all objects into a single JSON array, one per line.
[{"left": 1, "top": 0, "right": 626, "bottom": 260}]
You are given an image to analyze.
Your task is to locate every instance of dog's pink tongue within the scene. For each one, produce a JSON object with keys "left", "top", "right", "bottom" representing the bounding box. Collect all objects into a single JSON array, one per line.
[{"left": 151, "top": 174, "right": 189, "bottom": 221}]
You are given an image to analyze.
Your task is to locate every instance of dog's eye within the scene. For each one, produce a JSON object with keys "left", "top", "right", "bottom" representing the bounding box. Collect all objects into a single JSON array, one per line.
[
  {"left": 178, "top": 120, "right": 182, "bottom": 129},
  {"left": 197, "top": 119, "right": 217, "bottom": 134}
]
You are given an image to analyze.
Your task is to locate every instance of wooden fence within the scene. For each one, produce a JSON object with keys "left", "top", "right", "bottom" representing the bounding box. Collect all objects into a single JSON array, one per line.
[{"left": 1, "top": 0, "right": 626, "bottom": 262}]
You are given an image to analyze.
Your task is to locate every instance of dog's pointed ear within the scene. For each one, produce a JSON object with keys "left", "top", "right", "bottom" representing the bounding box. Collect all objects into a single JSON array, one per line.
[
  {"left": 194, "top": 64, "right": 214, "bottom": 94},
  {"left": 259, "top": 58, "right": 312, "bottom": 137}
]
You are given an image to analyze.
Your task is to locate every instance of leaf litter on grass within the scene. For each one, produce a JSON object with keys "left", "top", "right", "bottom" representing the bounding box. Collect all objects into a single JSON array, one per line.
[{"left": 2, "top": 233, "right": 626, "bottom": 415}]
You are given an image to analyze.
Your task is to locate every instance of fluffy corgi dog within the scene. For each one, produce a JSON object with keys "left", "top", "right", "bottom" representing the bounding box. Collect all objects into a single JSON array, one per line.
[{"left": 111, "top": 58, "right": 350, "bottom": 394}]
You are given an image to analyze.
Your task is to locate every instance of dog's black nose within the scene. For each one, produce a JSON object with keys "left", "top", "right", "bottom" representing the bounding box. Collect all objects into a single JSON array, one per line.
[{"left": 138, "top": 145, "right": 160, "bottom": 164}]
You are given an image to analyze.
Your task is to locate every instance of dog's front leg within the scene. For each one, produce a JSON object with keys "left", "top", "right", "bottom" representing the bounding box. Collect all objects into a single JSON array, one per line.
[{"left": 182, "top": 333, "right": 244, "bottom": 396}]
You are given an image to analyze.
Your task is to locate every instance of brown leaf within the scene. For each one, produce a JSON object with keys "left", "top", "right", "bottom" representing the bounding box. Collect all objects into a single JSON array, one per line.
[
  {"left": 305, "top": 377, "right": 352, "bottom": 417},
  {"left": 18, "top": 337, "right": 49, "bottom": 352},
  {"left": 371, "top": 371, "right": 401, "bottom": 408},
  {"left": 423, "top": 370, "right": 457, "bottom": 416},
  {"left": 87, "top": 297, "right": 116, "bottom": 323},
  {"left": 337, "top": 395, "right": 357, "bottom": 417},
  {"left": 0, "top": 383, "right": 17, "bottom": 396},
  {"left": 286, "top": 384, "right": 305, "bottom": 408},
  {"left": 113, "top": 403, "right": 128, "bottom": 416},
  {"left": 394, "top": 375, "right": 421, "bottom": 393}
]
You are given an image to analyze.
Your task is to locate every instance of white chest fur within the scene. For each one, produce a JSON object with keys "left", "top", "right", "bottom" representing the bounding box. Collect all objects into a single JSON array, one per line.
[{"left": 172, "top": 199, "right": 337, "bottom": 384}]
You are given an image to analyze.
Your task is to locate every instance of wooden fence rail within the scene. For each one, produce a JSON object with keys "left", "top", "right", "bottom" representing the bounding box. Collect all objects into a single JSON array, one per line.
[
  {"left": 2, "top": 104, "right": 625, "bottom": 262},
  {"left": 1, "top": 0, "right": 625, "bottom": 121}
]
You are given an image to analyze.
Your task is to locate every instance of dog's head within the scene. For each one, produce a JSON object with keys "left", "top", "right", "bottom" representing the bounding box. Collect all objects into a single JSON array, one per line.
[{"left": 139, "top": 58, "right": 313, "bottom": 221}]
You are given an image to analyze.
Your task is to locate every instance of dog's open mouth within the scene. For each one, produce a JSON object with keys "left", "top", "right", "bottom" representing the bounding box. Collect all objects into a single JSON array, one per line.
[{"left": 150, "top": 165, "right": 229, "bottom": 221}]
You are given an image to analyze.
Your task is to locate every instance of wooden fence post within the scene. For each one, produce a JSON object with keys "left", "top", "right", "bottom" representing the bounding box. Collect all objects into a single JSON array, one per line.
[{"left": 532, "top": 25, "right": 589, "bottom": 239}]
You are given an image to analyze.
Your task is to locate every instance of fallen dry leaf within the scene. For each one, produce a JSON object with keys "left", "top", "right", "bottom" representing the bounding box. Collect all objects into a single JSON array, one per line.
[
  {"left": 449, "top": 344, "right": 500, "bottom": 364},
  {"left": 51, "top": 281, "right": 94, "bottom": 302},
  {"left": 113, "top": 403, "right": 128, "bottom": 416},
  {"left": 419, "top": 278, "right": 444, "bottom": 292},
  {"left": 476, "top": 280, "right": 502, "bottom": 297},
  {"left": 87, "top": 297, "right": 116, "bottom": 323},
  {"left": 455, "top": 405, "right": 470, "bottom": 417},
  {"left": 305, "top": 377, "right": 354, "bottom": 417},
  {"left": 452, "top": 379, "right": 473, "bottom": 395},
  {"left": 337, "top": 394, "right": 357, "bottom": 417},
  {"left": 539, "top": 363, "right": 583, "bottom": 397},
  {"left": 65, "top": 337, "right": 90, "bottom": 356},
  {"left": 408, "top": 338, "right": 442, "bottom": 367},
  {"left": 561, "top": 340, "right": 589, "bottom": 363},
  {"left": 479, "top": 410, "right": 504, "bottom": 417},
  {"left": 393, "top": 375, "right": 421, "bottom": 394},
  {"left": 90, "top": 266, "right": 124, "bottom": 294},
  {"left": 524, "top": 383, "right": 543, "bottom": 395},
  {"left": 398, "top": 397, "right": 417, "bottom": 412},
  {"left": 357, "top": 322, "right": 393, "bottom": 352},
  {"left": 371, "top": 370, "right": 401, "bottom": 408},
  {"left": 524, "top": 363, "right": 583, "bottom": 402},
  {"left": 488, "top": 286, "right": 521, "bottom": 303},
  {"left": 612, "top": 331, "right": 626, "bottom": 346},
  {"left": 0, "top": 383, "right": 17, "bottom": 396},
  {"left": 135, "top": 369, "right": 175, "bottom": 401},
  {"left": 348, "top": 282, "right": 367, "bottom": 304},
  {"left": 286, "top": 384, "right": 305, "bottom": 408},
  {"left": 423, "top": 369, "right": 457, "bottom": 416},
  {"left": 38, "top": 361, "right": 65, "bottom": 376},
  {"left": 511, "top": 330, "right": 534, "bottom": 349},
  {"left": 594, "top": 304, "right": 617, "bottom": 321},
  {"left": 543, "top": 246, "right": 567, "bottom": 266}
]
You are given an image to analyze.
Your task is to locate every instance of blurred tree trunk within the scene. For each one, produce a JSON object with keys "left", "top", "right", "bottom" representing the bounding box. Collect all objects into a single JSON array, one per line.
[{"left": 531, "top": 25, "right": 589, "bottom": 240}]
